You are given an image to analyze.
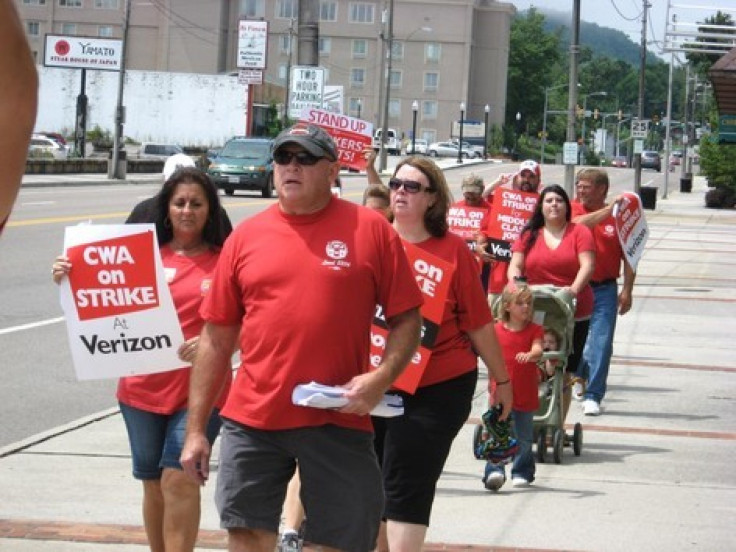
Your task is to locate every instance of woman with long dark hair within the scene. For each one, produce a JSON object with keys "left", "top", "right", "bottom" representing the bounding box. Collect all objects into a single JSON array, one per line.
[
  {"left": 507, "top": 184, "right": 595, "bottom": 407},
  {"left": 53, "top": 167, "right": 232, "bottom": 552}
]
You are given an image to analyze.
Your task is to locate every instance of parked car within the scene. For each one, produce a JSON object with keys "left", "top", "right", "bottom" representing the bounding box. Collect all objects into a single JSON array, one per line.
[
  {"left": 137, "top": 143, "right": 185, "bottom": 160},
  {"left": 450, "top": 139, "right": 483, "bottom": 158},
  {"left": 640, "top": 150, "right": 662, "bottom": 172},
  {"left": 611, "top": 156, "right": 628, "bottom": 168},
  {"left": 406, "top": 139, "right": 428, "bottom": 155},
  {"left": 207, "top": 137, "right": 273, "bottom": 197},
  {"left": 28, "top": 135, "right": 69, "bottom": 159},
  {"left": 428, "top": 141, "right": 471, "bottom": 159},
  {"left": 372, "top": 128, "right": 401, "bottom": 155}
]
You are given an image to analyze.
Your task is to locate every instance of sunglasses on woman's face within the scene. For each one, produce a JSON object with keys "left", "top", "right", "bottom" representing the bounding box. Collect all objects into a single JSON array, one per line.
[
  {"left": 272, "top": 150, "right": 322, "bottom": 166},
  {"left": 388, "top": 178, "right": 434, "bottom": 194}
]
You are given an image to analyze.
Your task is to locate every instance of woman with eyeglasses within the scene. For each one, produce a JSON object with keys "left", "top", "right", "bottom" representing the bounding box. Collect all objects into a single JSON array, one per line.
[{"left": 373, "top": 156, "right": 512, "bottom": 552}]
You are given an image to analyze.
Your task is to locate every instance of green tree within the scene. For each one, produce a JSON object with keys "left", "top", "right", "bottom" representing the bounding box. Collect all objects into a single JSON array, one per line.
[{"left": 506, "top": 9, "right": 561, "bottom": 145}]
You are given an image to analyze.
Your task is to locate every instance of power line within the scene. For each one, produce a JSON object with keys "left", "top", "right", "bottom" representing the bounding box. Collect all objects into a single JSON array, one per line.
[{"left": 610, "top": 0, "right": 641, "bottom": 22}]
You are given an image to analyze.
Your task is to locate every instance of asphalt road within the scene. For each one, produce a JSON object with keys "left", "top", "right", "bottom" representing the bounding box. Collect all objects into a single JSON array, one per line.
[{"left": 0, "top": 163, "right": 667, "bottom": 448}]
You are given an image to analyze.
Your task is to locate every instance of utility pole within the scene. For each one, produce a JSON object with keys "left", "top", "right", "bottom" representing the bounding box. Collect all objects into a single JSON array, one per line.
[
  {"left": 283, "top": 18, "right": 295, "bottom": 125},
  {"left": 110, "top": 0, "right": 131, "bottom": 179},
  {"left": 297, "top": 0, "right": 319, "bottom": 66},
  {"left": 379, "top": 0, "right": 394, "bottom": 172},
  {"left": 564, "top": 0, "right": 581, "bottom": 196},
  {"left": 634, "top": 0, "right": 650, "bottom": 195}
]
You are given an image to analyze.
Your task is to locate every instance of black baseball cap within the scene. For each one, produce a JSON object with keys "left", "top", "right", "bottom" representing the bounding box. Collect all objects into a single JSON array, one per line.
[{"left": 271, "top": 124, "right": 338, "bottom": 161}]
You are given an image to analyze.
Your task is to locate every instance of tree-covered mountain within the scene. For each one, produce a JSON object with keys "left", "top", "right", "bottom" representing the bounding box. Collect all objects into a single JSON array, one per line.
[{"left": 520, "top": 8, "right": 662, "bottom": 67}]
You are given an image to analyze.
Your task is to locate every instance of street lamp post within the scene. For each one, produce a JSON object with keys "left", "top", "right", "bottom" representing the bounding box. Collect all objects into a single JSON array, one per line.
[
  {"left": 541, "top": 83, "right": 573, "bottom": 165},
  {"left": 411, "top": 100, "right": 418, "bottom": 155},
  {"left": 483, "top": 104, "right": 490, "bottom": 160},
  {"left": 357, "top": 99, "right": 361, "bottom": 120},
  {"left": 457, "top": 102, "right": 465, "bottom": 164},
  {"left": 581, "top": 91, "right": 607, "bottom": 162}
]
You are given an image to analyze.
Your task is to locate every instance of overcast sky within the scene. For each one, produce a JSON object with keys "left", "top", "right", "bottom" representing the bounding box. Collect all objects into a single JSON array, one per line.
[{"left": 509, "top": 0, "right": 731, "bottom": 55}]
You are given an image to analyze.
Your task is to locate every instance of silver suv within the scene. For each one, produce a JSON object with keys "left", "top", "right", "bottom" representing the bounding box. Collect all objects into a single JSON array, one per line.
[{"left": 640, "top": 150, "right": 661, "bottom": 172}]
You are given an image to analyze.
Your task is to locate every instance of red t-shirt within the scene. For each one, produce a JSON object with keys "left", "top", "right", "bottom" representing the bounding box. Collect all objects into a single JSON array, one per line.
[
  {"left": 117, "top": 245, "right": 231, "bottom": 414},
  {"left": 201, "top": 198, "right": 423, "bottom": 432},
  {"left": 412, "top": 232, "right": 494, "bottom": 388},
  {"left": 494, "top": 321, "right": 544, "bottom": 412},
  {"left": 511, "top": 223, "right": 595, "bottom": 319},
  {"left": 571, "top": 201, "right": 623, "bottom": 281}
]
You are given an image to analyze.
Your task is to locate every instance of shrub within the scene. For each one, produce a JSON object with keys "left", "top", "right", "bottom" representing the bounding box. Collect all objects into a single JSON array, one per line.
[{"left": 704, "top": 186, "right": 736, "bottom": 209}]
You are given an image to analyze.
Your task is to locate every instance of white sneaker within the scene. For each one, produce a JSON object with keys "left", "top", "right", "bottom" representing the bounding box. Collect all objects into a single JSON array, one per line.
[
  {"left": 583, "top": 399, "right": 601, "bottom": 416},
  {"left": 572, "top": 381, "right": 585, "bottom": 401},
  {"left": 484, "top": 471, "right": 506, "bottom": 491},
  {"left": 511, "top": 476, "right": 532, "bottom": 487}
]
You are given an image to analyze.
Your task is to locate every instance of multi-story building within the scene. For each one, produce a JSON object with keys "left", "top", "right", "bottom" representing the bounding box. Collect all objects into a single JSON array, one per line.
[{"left": 16, "top": 0, "right": 514, "bottom": 143}]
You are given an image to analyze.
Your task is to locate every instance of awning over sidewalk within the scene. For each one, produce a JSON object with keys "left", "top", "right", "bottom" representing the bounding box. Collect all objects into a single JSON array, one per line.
[{"left": 709, "top": 47, "right": 736, "bottom": 143}]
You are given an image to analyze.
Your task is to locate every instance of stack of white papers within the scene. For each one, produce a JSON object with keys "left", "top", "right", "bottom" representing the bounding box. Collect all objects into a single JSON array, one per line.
[{"left": 292, "top": 381, "right": 404, "bottom": 418}]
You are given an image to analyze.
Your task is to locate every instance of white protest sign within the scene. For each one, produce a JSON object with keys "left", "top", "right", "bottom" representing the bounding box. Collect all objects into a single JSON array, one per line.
[
  {"left": 60, "top": 224, "right": 184, "bottom": 380},
  {"left": 613, "top": 192, "right": 649, "bottom": 271}
]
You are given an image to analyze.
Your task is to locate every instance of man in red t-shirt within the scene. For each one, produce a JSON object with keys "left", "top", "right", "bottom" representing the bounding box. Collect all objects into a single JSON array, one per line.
[
  {"left": 572, "top": 168, "right": 636, "bottom": 416},
  {"left": 476, "top": 160, "right": 543, "bottom": 302},
  {"left": 180, "top": 124, "right": 422, "bottom": 552}
]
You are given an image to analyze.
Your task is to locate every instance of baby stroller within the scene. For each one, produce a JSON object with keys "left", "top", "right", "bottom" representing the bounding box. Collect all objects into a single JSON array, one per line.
[
  {"left": 530, "top": 285, "right": 583, "bottom": 464},
  {"left": 473, "top": 285, "right": 582, "bottom": 465}
]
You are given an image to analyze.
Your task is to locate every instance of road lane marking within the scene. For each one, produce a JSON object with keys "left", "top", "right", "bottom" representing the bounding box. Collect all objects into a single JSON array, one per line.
[{"left": 0, "top": 317, "right": 64, "bottom": 336}]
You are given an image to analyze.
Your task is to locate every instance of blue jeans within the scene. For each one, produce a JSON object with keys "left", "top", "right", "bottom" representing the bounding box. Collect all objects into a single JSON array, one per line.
[
  {"left": 579, "top": 281, "right": 618, "bottom": 403},
  {"left": 484, "top": 409, "right": 535, "bottom": 482}
]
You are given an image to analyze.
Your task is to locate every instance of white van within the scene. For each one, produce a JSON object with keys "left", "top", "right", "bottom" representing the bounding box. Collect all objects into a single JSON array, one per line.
[{"left": 373, "top": 128, "right": 401, "bottom": 155}]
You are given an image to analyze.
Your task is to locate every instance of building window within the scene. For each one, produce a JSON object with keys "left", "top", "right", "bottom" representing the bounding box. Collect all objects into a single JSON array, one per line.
[
  {"left": 391, "top": 42, "right": 404, "bottom": 61},
  {"left": 23, "top": 0, "right": 47, "bottom": 5},
  {"left": 349, "top": 3, "right": 374, "bottom": 24},
  {"left": 279, "top": 34, "right": 292, "bottom": 54},
  {"left": 279, "top": 63, "right": 288, "bottom": 81},
  {"left": 425, "top": 43, "right": 441, "bottom": 63},
  {"left": 61, "top": 22, "right": 77, "bottom": 34},
  {"left": 422, "top": 101, "right": 437, "bottom": 119},
  {"left": 98, "top": 25, "right": 113, "bottom": 37},
  {"left": 389, "top": 99, "right": 400, "bottom": 118},
  {"left": 319, "top": 37, "right": 331, "bottom": 56},
  {"left": 424, "top": 72, "right": 439, "bottom": 92},
  {"left": 59, "top": 0, "right": 82, "bottom": 7},
  {"left": 350, "top": 68, "right": 365, "bottom": 88},
  {"left": 94, "top": 0, "right": 119, "bottom": 8},
  {"left": 240, "top": 0, "right": 265, "bottom": 17},
  {"left": 352, "top": 39, "right": 367, "bottom": 59},
  {"left": 277, "top": 0, "right": 297, "bottom": 19},
  {"left": 320, "top": 1, "right": 337, "bottom": 22},
  {"left": 349, "top": 97, "right": 363, "bottom": 117},
  {"left": 422, "top": 129, "right": 436, "bottom": 143},
  {"left": 27, "top": 21, "right": 41, "bottom": 36},
  {"left": 389, "top": 70, "right": 402, "bottom": 89}
]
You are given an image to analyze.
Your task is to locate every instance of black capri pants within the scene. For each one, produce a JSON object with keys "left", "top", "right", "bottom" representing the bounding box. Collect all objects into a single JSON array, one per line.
[{"left": 373, "top": 368, "right": 477, "bottom": 526}]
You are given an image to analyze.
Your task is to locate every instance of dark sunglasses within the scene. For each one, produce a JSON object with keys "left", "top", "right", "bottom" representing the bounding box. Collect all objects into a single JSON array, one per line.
[
  {"left": 272, "top": 150, "right": 322, "bottom": 166},
  {"left": 388, "top": 178, "right": 434, "bottom": 194}
]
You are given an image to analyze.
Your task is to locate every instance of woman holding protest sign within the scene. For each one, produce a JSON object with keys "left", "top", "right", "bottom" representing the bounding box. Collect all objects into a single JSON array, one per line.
[
  {"left": 507, "top": 184, "right": 595, "bottom": 415},
  {"left": 52, "top": 167, "right": 231, "bottom": 552},
  {"left": 372, "top": 156, "right": 511, "bottom": 552}
]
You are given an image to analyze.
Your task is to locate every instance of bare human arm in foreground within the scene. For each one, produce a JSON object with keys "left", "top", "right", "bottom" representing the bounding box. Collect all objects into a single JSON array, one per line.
[
  {"left": 342, "top": 307, "right": 422, "bottom": 414},
  {"left": 467, "top": 323, "right": 513, "bottom": 420},
  {"left": 180, "top": 322, "right": 239, "bottom": 485},
  {"left": 0, "top": 0, "right": 39, "bottom": 229}
]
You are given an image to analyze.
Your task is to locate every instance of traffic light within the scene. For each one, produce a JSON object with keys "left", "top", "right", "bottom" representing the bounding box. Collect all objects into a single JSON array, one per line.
[{"left": 594, "top": 108, "right": 599, "bottom": 120}]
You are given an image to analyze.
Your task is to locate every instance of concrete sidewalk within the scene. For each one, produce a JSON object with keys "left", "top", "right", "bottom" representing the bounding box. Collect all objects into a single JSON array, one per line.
[{"left": 2, "top": 176, "right": 735, "bottom": 551}]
